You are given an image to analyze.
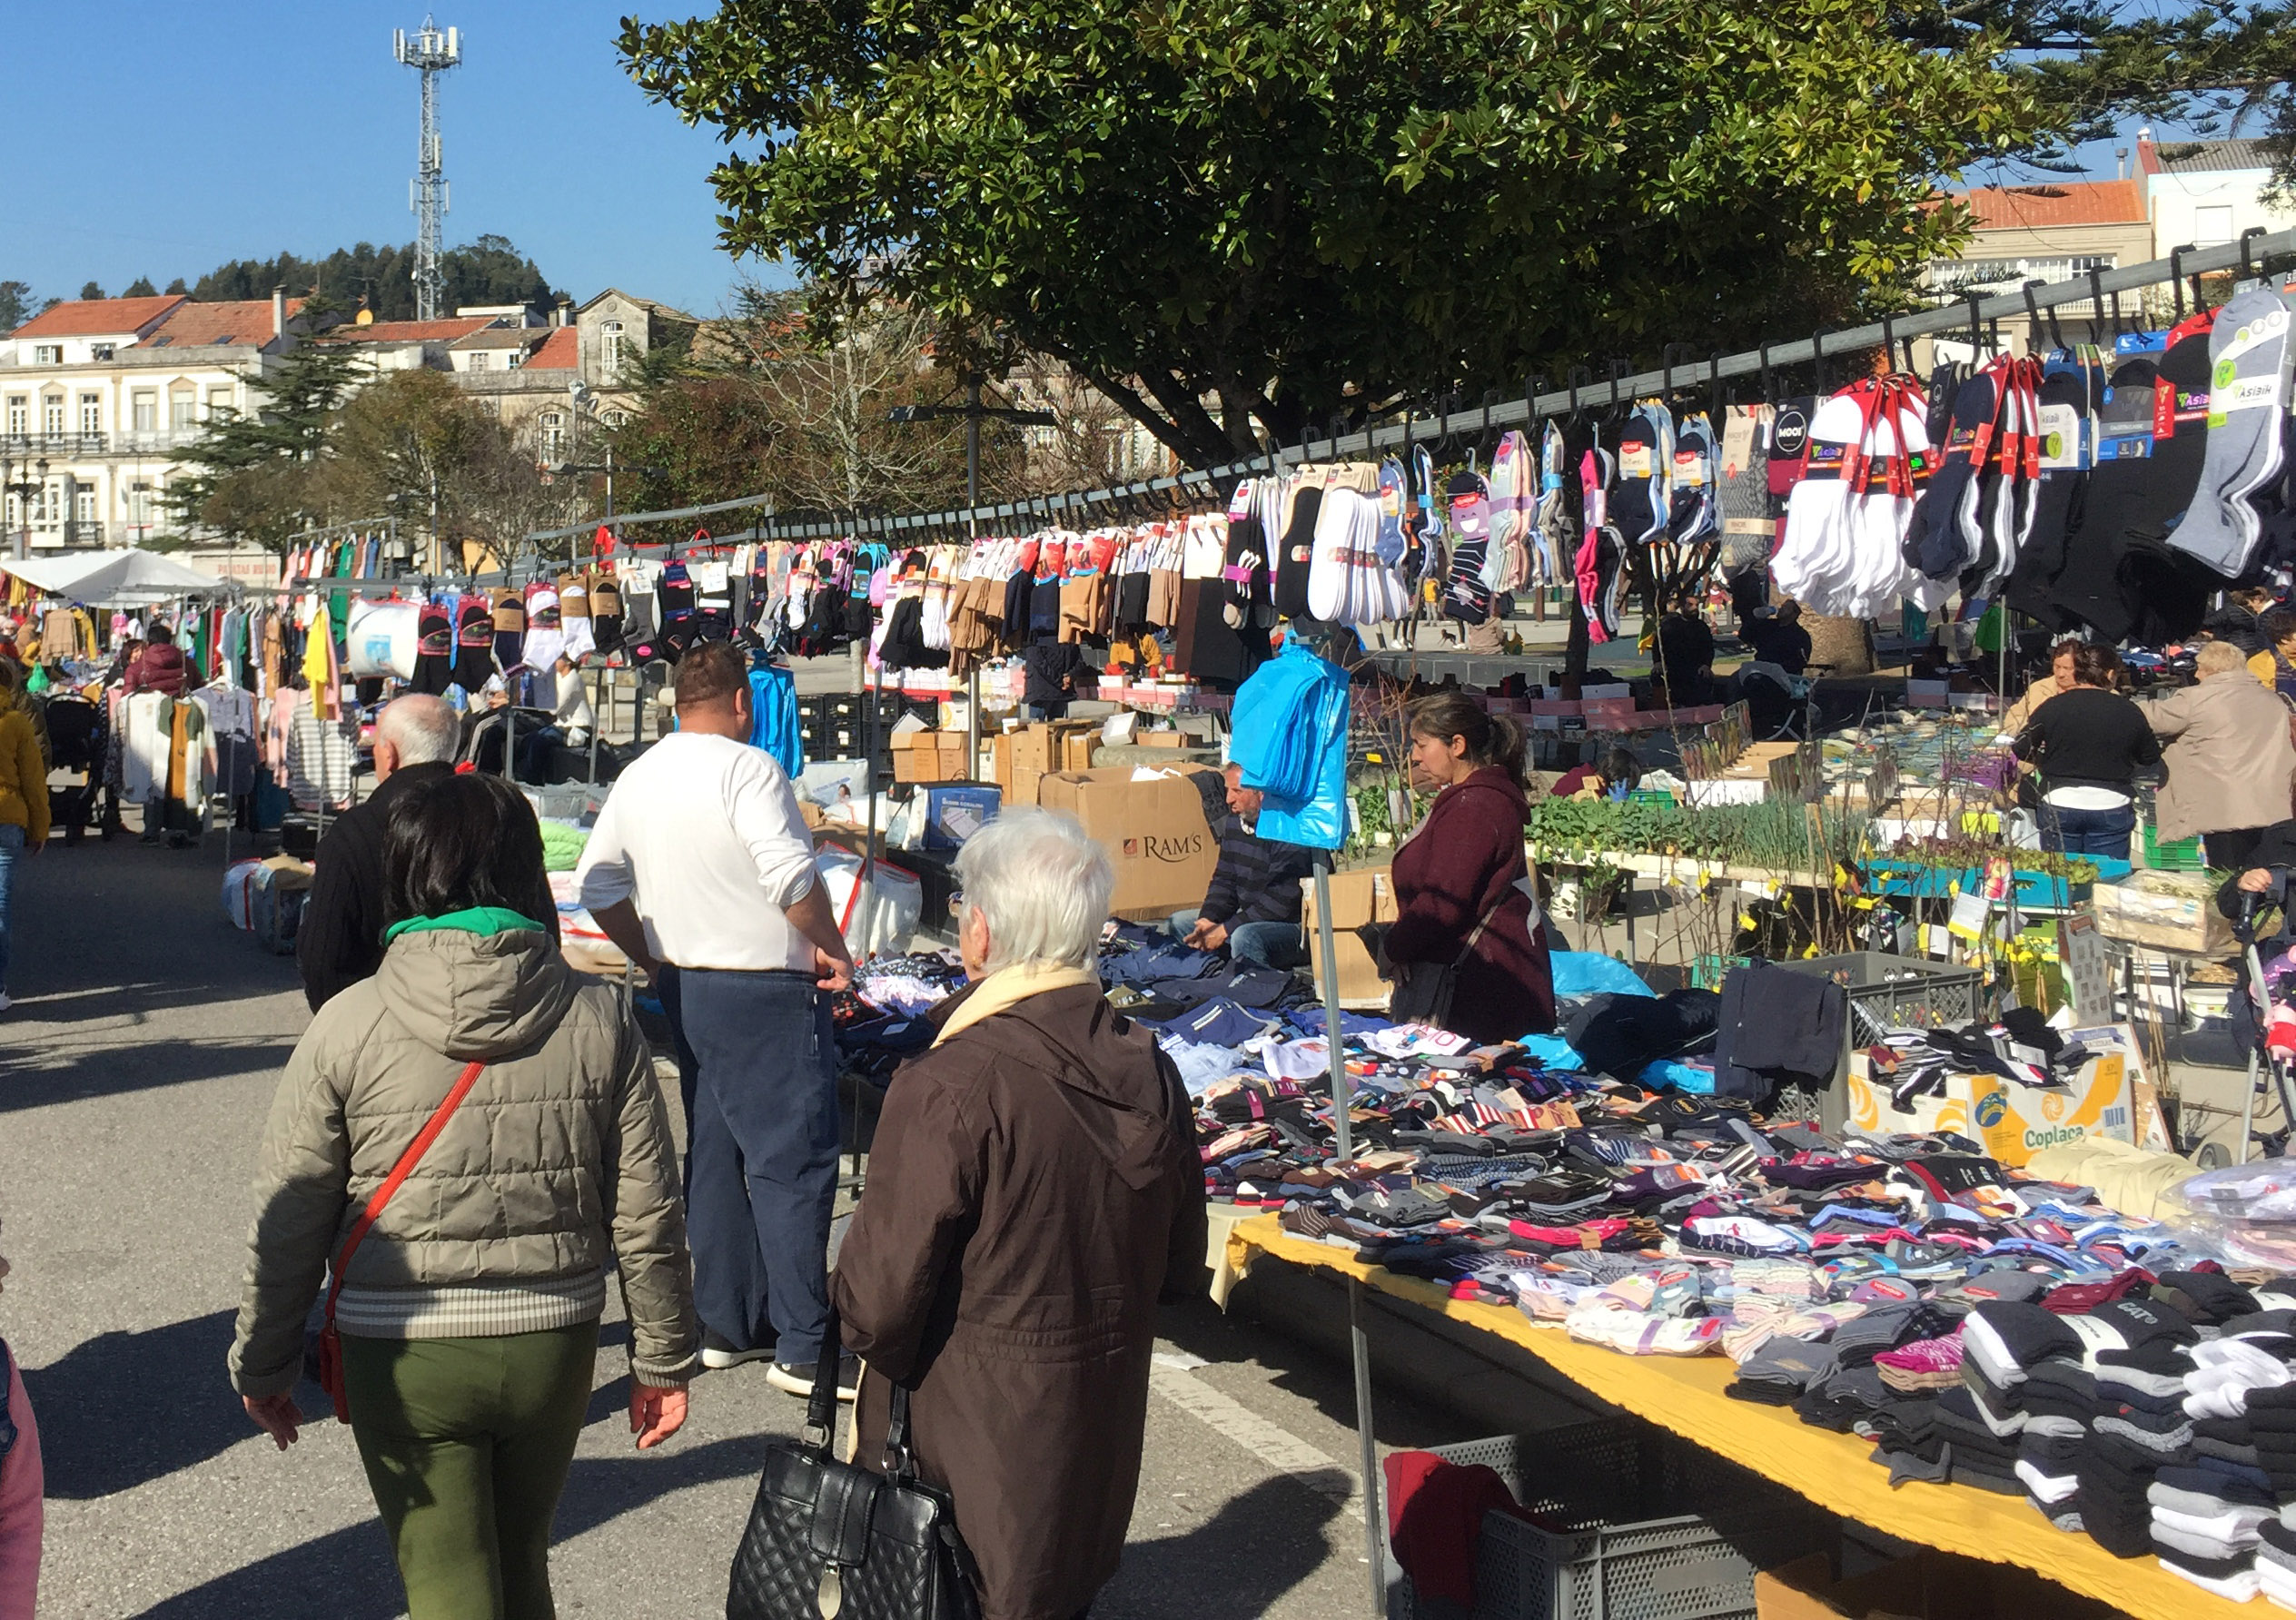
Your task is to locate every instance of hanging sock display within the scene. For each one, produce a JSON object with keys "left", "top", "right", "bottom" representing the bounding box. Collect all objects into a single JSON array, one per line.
[
  {"left": 1771, "top": 373, "right": 1937, "bottom": 619},
  {"left": 1440, "top": 470, "right": 1497, "bottom": 626},
  {"left": 2165, "top": 284, "right": 2291, "bottom": 576}
]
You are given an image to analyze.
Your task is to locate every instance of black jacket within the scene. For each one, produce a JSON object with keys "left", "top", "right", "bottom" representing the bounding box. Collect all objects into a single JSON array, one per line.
[
  {"left": 1020, "top": 640, "right": 1092, "bottom": 707},
  {"left": 2012, "top": 686, "right": 2162, "bottom": 796},
  {"left": 296, "top": 760, "right": 560, "bottom": 1012},
  {"left": 1200, "top": 819, "right": 1316, "bottom": 928}
]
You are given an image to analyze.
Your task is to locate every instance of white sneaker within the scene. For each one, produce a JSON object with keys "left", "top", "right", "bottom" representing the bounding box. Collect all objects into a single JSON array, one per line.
[{"left": 700, "top": 1331, "right": 775, "bottom": 1371}]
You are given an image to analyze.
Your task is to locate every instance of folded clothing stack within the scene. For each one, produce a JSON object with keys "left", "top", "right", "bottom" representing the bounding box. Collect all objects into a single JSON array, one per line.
[
  {"left": 2150, "top": 1464, "right": 2271, "bottom": 1600},
  {"left": 2258, "top": 1514, "right": 2296, "bottom": 1608},
  {"left": 2079, "top": 1431, "right": 2175, "bottom": 1558}
]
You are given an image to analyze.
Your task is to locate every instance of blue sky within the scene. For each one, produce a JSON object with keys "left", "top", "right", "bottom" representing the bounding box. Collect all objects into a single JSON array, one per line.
[
  {"left": 1, "top": 2, "right": 782, "bottom": 318},
  {"left": 0, "top": 5, "right": 2249, "bottom": 318}
]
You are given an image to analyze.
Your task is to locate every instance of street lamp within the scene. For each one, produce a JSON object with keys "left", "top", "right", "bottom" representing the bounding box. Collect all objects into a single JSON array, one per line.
[{"left": 0, "top": 458, "right": 46, "bottom": 559}]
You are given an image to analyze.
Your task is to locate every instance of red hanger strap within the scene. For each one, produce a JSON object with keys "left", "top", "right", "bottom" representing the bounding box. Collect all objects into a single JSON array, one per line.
[{"left": 323, "top": 1059, "right": 486, "bottom": 1318}]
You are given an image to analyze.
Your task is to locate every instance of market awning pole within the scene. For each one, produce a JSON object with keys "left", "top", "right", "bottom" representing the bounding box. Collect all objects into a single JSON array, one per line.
[{"left": 1311, "top": 849, "right": 1385, "bottom": 1612}]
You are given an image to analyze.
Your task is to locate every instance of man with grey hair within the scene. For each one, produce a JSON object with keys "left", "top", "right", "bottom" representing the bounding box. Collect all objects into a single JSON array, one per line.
[
  {"left": 297, "top": 694, "right": 557, "bottom": 1011},
  {"left": 832, "top": 807, "right": 1208, "bottom": 1620}
]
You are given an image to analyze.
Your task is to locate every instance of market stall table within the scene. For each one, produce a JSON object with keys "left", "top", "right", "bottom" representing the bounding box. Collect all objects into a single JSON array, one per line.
[{"left": 1222, "top": 1212, "right": 2246, "bottom": 1620}]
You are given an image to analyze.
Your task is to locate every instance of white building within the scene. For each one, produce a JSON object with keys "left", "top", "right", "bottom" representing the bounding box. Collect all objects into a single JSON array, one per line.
[
  {"left": 0, "top": 291, "right": 304, "bottom": 552},
  {"left": 2140, "top": 132, "right": 2296, "bottom": 253}
]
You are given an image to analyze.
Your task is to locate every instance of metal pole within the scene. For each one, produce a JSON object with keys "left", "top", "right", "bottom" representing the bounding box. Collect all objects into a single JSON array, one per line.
[
  {"left": 1349, "top": 1278, "right": 1387, "bottom": 1612},
  {"left": 1311, "top": 851, "right": 1383, "bottom": 1611}
]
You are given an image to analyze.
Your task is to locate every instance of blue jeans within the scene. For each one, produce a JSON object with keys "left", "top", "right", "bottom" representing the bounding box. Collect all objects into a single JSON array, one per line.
[
  {"left": 2040, "top": 801, "right": 2136, "bottom": 860},
  {"left": 1228, "top": 920, "right": 1308, "bottom": 972},
  {"left": 1165, "top": 909, "right": 1306, "bottom": 971},
  {"left": 660, "top": 966, "right": 838, "bottom": 1366},
  {"left": 0, "top": 822, "right": 19, "bottom": 993}
]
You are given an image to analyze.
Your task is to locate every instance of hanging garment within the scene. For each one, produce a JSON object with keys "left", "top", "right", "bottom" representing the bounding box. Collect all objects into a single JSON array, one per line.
[
  {"left": 1668, "top": 411, "right": 1719, "bottom": 547},
  {"left": 745, "top": 660, "right": 806, "bottom": 781},
  {"left": 1231, "top": 637, "right": 1351, "bottom": 846},
  {"left": 120, "top": 691, "right": 173, "bottom": 802},
  {"left": 286, "top": 711, "right": 356, "bottom": 810},
  {"left": 1609, "top": 404, "right": 1674, "bottom": 547},
  {"left": 1441, "top": 471, "right": 1496, "bottom": 626},
  {"left": 162, "top": 696, "right": 211, "bottom": 835},
  {"left": 1771, "top": 375, "right": 1935, "bottom": 619},
  {"left": 2027, "top": 321, "right": 2221, "bottom": 642},
  {"left": 1575, "top": 448, "right": 1623, "bottom": 643},
  {"left": 2165, "top": 286, "right": 2291, "bottom": 576}
]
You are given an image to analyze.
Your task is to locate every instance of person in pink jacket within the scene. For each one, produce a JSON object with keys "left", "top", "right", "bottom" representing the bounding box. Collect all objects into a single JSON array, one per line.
[{"left": 0, "top": 1227, "right": 39, "bottom": 1620}]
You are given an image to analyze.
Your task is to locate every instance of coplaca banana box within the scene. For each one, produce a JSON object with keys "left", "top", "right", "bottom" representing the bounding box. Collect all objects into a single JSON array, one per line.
[{"left": 1846, "top": 1048, "right": 2133, "bottom": 1167}]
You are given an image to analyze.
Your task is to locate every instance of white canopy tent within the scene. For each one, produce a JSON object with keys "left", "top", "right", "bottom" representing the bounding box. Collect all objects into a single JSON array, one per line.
[{"left": 3, "top": 548, "right": 225, "bottom": 607}]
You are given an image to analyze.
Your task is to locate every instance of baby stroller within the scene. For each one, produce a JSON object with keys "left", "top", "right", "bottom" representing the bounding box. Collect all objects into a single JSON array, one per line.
[
  {"left": 40, "top": 691, "right": 112, "bottom": 845},
  {"left": 2231, "top": 881, "right": 2296, "bottom": 1161}
]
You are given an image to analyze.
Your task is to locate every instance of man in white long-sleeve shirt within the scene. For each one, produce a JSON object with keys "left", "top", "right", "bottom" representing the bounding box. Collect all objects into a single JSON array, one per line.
[{"left": 576, "top": 642, "right": 857, "bottom": 1398}]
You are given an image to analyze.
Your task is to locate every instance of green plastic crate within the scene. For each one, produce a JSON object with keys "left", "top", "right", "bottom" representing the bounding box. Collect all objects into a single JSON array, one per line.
[{"left": 2143, "top": 824, "right": 2206, "bottom": 871}]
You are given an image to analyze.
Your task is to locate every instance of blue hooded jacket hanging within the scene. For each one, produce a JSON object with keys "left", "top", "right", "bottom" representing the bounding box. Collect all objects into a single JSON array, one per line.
[
  {"left": 1230, "top": 637, "right": 1350, "bottom": 850},
  {"left": 745, "top": 658, "right": 806, "bottom": 781}
]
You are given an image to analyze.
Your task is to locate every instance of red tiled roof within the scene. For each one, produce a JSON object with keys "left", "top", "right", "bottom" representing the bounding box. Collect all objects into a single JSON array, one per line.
[
  {"left": 521, "top": 327, "right": 579, "bottom": 370},
  {"left": 145, "top": 297, "right": 304, "bottom": 349},
  {"left": 11, "top": 295, "right": 186, "bottom": 339},
  {"left": 1956, "top": 179, "right": 2147, "bottom": 231},
  {"left": 320, "top": 317, "right": 495, "bottom": 345}
]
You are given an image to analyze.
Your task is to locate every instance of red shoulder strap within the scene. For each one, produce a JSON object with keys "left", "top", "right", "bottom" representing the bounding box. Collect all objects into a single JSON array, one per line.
[{"left": 323, "top": 1060, "right": 486, "bottom": 1319}]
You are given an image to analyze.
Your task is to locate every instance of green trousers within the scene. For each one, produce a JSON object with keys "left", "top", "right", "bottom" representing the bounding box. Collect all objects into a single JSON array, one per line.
[{"left": 341, "top": 1320, "right": 599, "bottom": 1620}]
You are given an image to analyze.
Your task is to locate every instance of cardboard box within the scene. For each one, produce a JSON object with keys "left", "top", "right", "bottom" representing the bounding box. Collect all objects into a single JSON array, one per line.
[
  {"left": 1035, "top": 763, "right": 1219, "bottom": 919},
  {"left": 892, "top": 739, "right": 970, "bottom": 784},
  {"left": 2093, "top": 870, "right": 2232, "bottom": 955},
  {"left": 1845, "top": 1047, "right": 2134, "bottom": 1167},
  {"left": 1301, "top": 864, "right": 1397, "bottom": 1009}
]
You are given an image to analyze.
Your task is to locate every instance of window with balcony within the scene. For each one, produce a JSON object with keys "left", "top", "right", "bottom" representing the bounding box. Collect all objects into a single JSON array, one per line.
[
  {"left": 5, "top": 397, "right": 24, "bottom": 437},
  {"left": 540, "top": 410, "right": 565, "bottom": 460},
  {"left": 133, "top": 391, "right": 156, "bottom": 433},
  {"left": 601, "top": 320, "right": 626, "bottom": 379},
  {"left": 79, "top": 394, "right": 101, "bottom": 435},
  {"left": 74, "top": 487, "right": 95, "bottom": 523},
  {"left": 43, "top": 397, "right": 64, "bottom": 437},
  {"left": 171, "top": 392, "right": 196, "bottom": 432},
  {"left": 207, "top": 387, "right": 232, "bottom": 420},
  {"left": 32, "top": 345, "right": 59, "bottom": 365}
]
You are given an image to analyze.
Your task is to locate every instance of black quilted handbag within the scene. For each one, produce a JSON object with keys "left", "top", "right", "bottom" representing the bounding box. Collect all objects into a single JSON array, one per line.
[{"left": 726, "top": 1309, "right": 981, "bottom": 1620}]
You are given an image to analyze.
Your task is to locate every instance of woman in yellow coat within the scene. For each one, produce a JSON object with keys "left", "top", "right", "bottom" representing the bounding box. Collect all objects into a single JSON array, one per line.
[{"left": 0, "top": 662, "right": 48, "bottom": 1014}]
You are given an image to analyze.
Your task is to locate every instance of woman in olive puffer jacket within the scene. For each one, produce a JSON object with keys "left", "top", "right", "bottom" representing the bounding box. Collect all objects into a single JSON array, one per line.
[{"left": 228, "top": 771, "right": 698, "bottom": 1620}]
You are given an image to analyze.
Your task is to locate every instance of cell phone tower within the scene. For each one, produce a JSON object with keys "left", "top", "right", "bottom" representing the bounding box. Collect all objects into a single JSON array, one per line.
[{"left": 394, "top": 17, "right": 461, "bottom": 322}]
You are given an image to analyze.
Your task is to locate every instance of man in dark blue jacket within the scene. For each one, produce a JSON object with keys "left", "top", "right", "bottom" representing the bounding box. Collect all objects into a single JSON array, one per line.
[{"left": 1173, "top": 764, "right": 1316, "bottom": 971}]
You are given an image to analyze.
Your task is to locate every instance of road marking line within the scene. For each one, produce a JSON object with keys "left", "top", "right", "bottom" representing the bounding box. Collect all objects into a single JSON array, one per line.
[{"left": 1149, "top": 1367, "right": 1358, "bottom": 1505}]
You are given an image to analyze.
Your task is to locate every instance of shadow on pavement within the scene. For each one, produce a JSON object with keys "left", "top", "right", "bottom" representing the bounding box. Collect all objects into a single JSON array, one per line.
[
  {"left": 0, "top": 1037, "right": 297, "bottom": 1114},
  {"left": 25, "top": 1309, "right": 250, "bottom": 1499},
  {"left": 1094, "top": 1474, "right": 1346, "bottom": 1619},
  {"left": 134, "top": 1434, "right": 767, "bottom": 1619}
]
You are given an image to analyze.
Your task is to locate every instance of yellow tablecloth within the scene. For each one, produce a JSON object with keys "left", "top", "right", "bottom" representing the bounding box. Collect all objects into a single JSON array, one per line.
[{"left": 1224, "top": 1214, "right": 2244, "bottom": 1620}]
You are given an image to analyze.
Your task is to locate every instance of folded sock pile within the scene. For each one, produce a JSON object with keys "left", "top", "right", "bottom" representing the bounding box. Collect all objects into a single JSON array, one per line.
[
  {"left": 2077, "top": 1430, "right": 2172, "bottom": 1557},
  {"left": 2258, "top": 1515, "right": 2296, "bottom": 1609},
  {"left": 2151, "top": 1464, "right": 2271, "bottom": 1598}
]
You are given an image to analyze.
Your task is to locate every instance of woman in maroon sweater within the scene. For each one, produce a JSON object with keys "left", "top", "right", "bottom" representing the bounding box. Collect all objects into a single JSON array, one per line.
[{"left": 1386, "top": 694, "right": 1555, "bottom": 1044}]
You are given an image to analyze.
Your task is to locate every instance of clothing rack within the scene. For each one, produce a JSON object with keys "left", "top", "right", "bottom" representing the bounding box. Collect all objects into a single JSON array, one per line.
[{"left": 518, "top": 225, "right": 2296, "bottom": 556}]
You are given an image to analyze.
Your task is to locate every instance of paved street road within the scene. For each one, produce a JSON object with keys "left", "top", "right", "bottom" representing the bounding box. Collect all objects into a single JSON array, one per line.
[{"left": 2, "top": 832, "right": 1477, "bottom": 1618}]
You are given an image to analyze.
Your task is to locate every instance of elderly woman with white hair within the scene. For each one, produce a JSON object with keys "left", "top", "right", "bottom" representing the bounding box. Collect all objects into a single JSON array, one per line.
[{"left": 831, "top": 808, "right": 1208, "bottom": 1620}]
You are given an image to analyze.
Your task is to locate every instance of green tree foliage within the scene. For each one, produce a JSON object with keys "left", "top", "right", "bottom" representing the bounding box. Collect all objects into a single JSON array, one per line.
[
  {"left": 0, "top": 282, "right": 38, "bottom": 332},
  {"left": 121, "top": 277, "right": 158, "bottom": 299},
  {"left": 166, "top": 340, "right": 370, "bottom": 553},
  {"left": 619, "top": 0, "right": 2066, "bottom": 465},
  {"left": 620, "top": 2, "right": 2296, "bottom": 468},
  {"left": 189, "top": 235, "right": 557, "bottom": 321},
  {"left": 77, "top": 282, "right": 104, "bottom": 301}
]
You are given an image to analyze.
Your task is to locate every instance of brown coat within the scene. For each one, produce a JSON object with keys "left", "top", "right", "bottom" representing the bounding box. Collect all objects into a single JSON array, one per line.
[
  {"left": 832, "top": 983, "right": 1209, "bottom": 1620},
  {"left": 2145, "top": 670, "right": 2296, "bottom": 843}
]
